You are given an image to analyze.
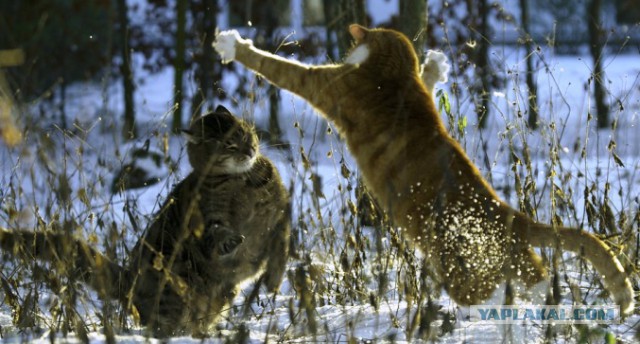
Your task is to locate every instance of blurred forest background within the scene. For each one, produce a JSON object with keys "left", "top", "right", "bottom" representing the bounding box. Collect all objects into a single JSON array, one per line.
[{"left": 1, "top": 0, "right": 639, "bottom": 146}]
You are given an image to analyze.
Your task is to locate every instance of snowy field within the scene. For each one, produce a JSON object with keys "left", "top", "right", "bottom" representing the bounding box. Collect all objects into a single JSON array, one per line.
[{"left": 1, "top": 22, "right": 640, "bottom": 344}]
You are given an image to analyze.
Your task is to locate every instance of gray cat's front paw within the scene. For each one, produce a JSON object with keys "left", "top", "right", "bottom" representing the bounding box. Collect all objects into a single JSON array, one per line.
[{"left": 218, "top": 233, "right": 245, "bottom": 255}]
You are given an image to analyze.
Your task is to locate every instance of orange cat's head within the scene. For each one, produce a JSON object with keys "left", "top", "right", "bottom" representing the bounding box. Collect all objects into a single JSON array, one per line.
[{"left": 346, "top": 24, "right": 420, "bottom": 79}]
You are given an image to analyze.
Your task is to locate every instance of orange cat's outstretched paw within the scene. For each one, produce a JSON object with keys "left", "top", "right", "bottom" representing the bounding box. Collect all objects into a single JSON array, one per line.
[
  {"left": 213, "top": 30, "right": 252, "bottom": 64},
  {"left": 420, "top": 50, "right": 450, "bottom": 93}
]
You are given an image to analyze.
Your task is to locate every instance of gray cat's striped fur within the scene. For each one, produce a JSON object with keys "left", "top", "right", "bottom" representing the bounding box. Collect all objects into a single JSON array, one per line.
[{"left": 0, "top": 106, "right": 290, "bottom": 337}]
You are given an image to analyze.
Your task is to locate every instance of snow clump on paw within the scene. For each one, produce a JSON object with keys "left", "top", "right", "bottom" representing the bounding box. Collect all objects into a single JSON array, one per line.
[
  {"left": 423, "top": 50, "right": 450, "bottom": 84},
  {"left": 214, "top": 30, "right": 250, "bottom": 64}
]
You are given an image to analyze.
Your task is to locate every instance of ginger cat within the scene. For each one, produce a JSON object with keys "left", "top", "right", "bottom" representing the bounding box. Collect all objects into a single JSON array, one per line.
[{"left": 213, "top": 25, "right": 634, "bottom": 313}]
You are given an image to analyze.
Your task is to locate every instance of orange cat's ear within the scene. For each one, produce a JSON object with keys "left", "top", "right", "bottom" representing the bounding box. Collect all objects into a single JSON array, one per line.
[{"left": 349, "top": 24, "right": 368, "bottom": 42}]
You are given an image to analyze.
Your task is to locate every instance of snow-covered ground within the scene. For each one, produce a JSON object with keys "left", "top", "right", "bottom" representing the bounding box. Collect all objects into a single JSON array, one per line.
[{"left": 1, "top": 20, "right": 639, "bottom": 344}]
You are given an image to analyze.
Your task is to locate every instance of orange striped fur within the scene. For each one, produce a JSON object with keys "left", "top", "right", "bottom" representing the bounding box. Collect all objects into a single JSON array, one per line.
[{"left": 214, "top": 25, "right": 634, "bottom": 313}]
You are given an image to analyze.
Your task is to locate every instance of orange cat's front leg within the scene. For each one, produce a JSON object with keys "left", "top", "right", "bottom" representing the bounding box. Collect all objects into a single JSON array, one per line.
[{"left": 213, "top": 30, "right": 356, "bottom": 120}]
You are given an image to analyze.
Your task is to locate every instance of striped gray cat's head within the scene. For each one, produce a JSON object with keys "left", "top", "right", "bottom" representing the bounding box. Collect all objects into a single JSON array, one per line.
[{"left": 183, "top": 106, "right": 259, "bottom": 175}]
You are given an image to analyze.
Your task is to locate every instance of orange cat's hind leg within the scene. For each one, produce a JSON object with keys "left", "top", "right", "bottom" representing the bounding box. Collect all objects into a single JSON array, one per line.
[
  {"left": 439, "top": 261, "right": 501, "bottom": 306},
  {"left": 510, "top": 246, "right": 548, "bottom": 287},
  {"left": 440, "top": 246, "right": 546, "bottom": 306},
  {"left": 433, "top": 244, "right": 504, "bottom": 306}
]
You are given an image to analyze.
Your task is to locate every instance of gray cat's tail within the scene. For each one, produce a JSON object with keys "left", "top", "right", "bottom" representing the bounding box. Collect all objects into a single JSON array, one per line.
[{"left": 0, "top": 227, "right": 129, "bottom": 303}]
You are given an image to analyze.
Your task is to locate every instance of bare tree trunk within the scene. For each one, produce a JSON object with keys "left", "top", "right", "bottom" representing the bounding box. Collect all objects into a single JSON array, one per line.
[
  {"left": 323, "top": 0, "right": 366, "bottom": 59},
  {"left": 117, "top": 0, "right": 136, "bottom": 140},
  {"left": 172, "top": 0, "right": 187, "bottom": 132},
  {"left": 323, "top": 0, "right": 338, "bottom": 61},
  {"left": 399, "top": 0, "right": 428, "bottom": 59},
  {"left": 191, "top": 0, "right": 219, "bottom": 118},
  {"left": 335, "top": 0, "right": 367, "bottom": 57},
  {"left": 615, "top": 0, "right": 640, "bottom": 25},
  {"left": 59, "top": 83, "right": 67, "bottom": 130},
  {"left": 519, "top": 0, "right": 538, "bottom": 129},
  {"left": 321, "top": 0, "right": 373, "bottom": 226},
  {"left": 588, "top": 0, "right": 609, "bottom": 129},
  {"left": 255, "top": 2, "right": 284, "bottom": 146}
]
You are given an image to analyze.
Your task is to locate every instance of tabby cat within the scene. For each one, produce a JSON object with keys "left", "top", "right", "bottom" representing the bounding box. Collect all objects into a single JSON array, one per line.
[
  {"left": 0, "top": 106, "right": 291, "bottom": 336},
  {"left": 213, "top": 25, "right": 634, "bottom": 313}
]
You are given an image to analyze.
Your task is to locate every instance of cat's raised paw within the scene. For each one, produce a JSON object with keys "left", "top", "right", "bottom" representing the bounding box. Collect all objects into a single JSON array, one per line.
[
  {"left": 422, "top": 50, "right": 450, "bottom": 84},
  {"left": 420, "top": 50, "right": 450, "bottom": 93},
  {"left": 214, "top": 30, "right": 251, "bottom": 64}
]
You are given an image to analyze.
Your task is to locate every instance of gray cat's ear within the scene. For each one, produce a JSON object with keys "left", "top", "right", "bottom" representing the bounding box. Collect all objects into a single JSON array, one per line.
[
  {"left": 215, "top": 105, "right": 232, "bottom": 115},
  {"left": 181, "top": 129, "right": 201, "bottom": 144}
]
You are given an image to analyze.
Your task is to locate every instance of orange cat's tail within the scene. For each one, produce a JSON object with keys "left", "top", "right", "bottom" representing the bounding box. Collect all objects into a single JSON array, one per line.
[
  {"left": 0, "top": 228, "right": 129, "bottom": 302},
  {"left": 524, "top": 222, "right": 635, "bottom": 314}
]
